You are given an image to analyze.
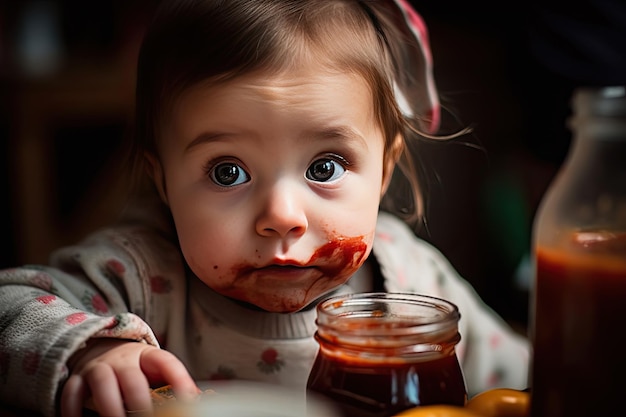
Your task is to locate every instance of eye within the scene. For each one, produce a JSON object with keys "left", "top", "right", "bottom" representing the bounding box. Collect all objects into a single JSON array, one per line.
[
  {"left": 305, "top": 156, "right": 347, "bottom": 182},
  {"left": 209, "top": 161, "right": 250, "bottom": 187}
]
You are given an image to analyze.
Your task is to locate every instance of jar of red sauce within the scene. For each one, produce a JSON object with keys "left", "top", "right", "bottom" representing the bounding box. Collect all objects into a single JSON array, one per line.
[
  {"left": 530, "top": 86, "right": 626, "bottom": 417},
  {"left": 306, "top": 292, "right": 467, "bottom": 417}
]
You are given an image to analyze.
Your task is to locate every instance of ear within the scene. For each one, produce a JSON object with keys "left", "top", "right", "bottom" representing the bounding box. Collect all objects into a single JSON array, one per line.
[
  {"left": 381, "top": 133, "right": 404, "bottom": 195},
  {"left": 145, "top": 152, "right": 169, "bottom": 205}
]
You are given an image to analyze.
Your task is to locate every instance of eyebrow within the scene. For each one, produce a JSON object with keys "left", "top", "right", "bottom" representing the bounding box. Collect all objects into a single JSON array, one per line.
[
  {"left": 185, "top": 125, "right": 368, "bottom": 153},
  {"left": 306, "top": 126, "right": 368, "bottom": 147},
  {"left": 185, "top": 132, "right": 237, "bottom": 152}
]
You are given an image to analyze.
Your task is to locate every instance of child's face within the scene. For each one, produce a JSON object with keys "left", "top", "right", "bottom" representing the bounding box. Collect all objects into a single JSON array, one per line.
[{"left": 152, "top": 66, "right": 390, "bottom": 313}]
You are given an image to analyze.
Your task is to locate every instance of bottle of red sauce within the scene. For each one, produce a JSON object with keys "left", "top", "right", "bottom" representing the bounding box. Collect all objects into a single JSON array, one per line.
[
  {"left": 529, "top": 86, "right": 626, "bottom": 417},
  {"left": 306, "top": 292, "right": 467, "bottom": 417}
]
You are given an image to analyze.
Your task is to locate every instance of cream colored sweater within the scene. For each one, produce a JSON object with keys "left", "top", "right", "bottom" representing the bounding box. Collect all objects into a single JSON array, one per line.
[{"left": 0, "top": 211, "right": 529, "bottom": 416}]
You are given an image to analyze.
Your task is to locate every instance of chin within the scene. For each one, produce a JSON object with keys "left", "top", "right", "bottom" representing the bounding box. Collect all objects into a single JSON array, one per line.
[
  {"left": 258, "top": 295, "right": 318, "bottom": 313},
  {"left": 233, "top": 285, "right": 342, "bottom": 313},
  {"left": 271, "top": 290, "right": 341, "bottom": 313},
  {"left": 262, "top": 302, "right": 309, "bottom": 314},
  {"left": 225, "top": 293, "right": 308, "bottom": 313}
]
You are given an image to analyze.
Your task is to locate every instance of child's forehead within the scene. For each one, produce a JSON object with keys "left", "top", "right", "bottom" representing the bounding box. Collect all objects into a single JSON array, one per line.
[
  {"left": 181, "top": 60, "right": 375, "bottom": 106},
  {"left": 219, "top": 63, "right": 368, "bottom": 88},
  {"left": 165, "top": 64, "right": 381, "bottom": 140}
]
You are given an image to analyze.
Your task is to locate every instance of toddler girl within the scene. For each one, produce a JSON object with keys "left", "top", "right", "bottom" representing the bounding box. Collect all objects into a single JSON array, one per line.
[{"left": 0, "top": 1, "right": 529, "bottom": 416}]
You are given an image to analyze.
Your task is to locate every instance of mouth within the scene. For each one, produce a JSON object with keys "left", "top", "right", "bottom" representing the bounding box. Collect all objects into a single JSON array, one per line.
[
  {"left": 258, "top": 264, "right": 315, "bottom": 273},
  {"left": 248, "top": 264, "right": 321, "bottom": 282},
  {"left": 270, "top": 258, "right": 308, "bottom": 267}
]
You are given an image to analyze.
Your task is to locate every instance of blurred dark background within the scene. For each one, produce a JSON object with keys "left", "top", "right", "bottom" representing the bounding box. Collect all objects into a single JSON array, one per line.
[
  {"left": 0, "top": 0, "right": 156, "bottom": 272},
  {"left": 1, "top": 0, "right": 625, "bottom": 332}
]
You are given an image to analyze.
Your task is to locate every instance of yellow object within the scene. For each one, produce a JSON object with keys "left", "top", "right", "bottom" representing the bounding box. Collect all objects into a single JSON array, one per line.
[
  {"left": 393, "top": 388, "right": 529, "bottom": 417},
  {"left": 393, "top": 405, "right": 481, "bottom": 417},
  {"left": 465, "top": 388, "right": 529, "bottom": 417}
]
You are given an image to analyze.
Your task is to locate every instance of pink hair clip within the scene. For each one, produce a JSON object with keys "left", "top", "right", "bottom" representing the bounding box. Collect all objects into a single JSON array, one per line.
[{"left": 389, "top": 0, "right": 440, "bottom": 133}]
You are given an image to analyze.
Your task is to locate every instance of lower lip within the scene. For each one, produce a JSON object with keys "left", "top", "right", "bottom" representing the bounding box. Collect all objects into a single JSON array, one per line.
[{"left": 253, "top": 266, "right": 319, "bottom": 281}]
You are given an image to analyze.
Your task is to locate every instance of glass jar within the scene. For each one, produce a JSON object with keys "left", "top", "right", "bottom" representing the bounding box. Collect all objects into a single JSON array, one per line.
[
  {"left": 529, "top": 86, "right": 626, "bottom": 417},
  {"left": 306, "top": 292, "right": 467, "bottom": 417}
]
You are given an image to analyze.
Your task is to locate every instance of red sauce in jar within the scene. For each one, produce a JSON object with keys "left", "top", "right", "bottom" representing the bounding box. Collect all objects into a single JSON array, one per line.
[
  {"left": 307, "top": 349, "right": 466, "bottom": 417},
  {"left": 531, "top": 231, "right": 626, "bottom": 417},
  {"left": 306, "top": 293, "right": 467, "bottom": 417}
]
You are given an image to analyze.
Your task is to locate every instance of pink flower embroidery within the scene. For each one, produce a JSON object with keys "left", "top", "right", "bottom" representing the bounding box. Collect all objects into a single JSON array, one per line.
[
  {"left": 257, "top": 348, "right": 284, "bottom": 374},
  {"left": 490, "top": 333, "right": 503, "bottom": 349},
  {"left": 375, "top": 232, "right": 393, "bottom": 242},
  {"left": 36, "top": 294, "right": 56, "bottom": 304},
  {"left": 22, "top": 351, "right": 40, "bottom": 375},
  {"left": 104, "top": 316, "right": 119, "bottom": 329},
  {"left": 90, "top": 293, "right": 108, "bottom": 314},
  {"left": 82, "top": 291, "right": 108, "bottom": 314},
  {"left": 65, "top": 312, "right": 87, "bottom": 325},
  {"left": 397, "top": 269, "right": 407, "bottom": 286},
  {"left": 150, "top": 276, "right": 173, "bottom": 294},
  {"left": 106, "top": 259, "right": 126, "bottom": 276}
]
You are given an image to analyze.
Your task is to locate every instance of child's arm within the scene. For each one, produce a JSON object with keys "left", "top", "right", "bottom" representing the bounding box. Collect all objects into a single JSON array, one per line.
[
  {"left": 0, "top": 225, "right": 189, "bottom": 416},
  {"left": 0, "top": 265, "right": 154, "bottom": 416}
]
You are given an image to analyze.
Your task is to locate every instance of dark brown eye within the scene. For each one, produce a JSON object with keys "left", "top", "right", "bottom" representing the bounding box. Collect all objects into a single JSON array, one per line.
[
  {"left": 306, "top": 157, "right": 346, "bottom": 182},
  {"left": 210, "top": 162, "right": 250, "bottom": 186}
]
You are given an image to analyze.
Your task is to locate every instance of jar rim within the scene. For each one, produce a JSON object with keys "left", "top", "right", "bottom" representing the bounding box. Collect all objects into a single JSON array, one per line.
[{"left": 315, "top": 292, "right": 460, "bottom": 339}]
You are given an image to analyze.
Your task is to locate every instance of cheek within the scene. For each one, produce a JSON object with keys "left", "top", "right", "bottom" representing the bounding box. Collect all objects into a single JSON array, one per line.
[
  {"left": 169, "top": 202, "right": 237, "bottom": 283},
  {"left": 332, "top": 186, "right": 382, "bottom": 238}
]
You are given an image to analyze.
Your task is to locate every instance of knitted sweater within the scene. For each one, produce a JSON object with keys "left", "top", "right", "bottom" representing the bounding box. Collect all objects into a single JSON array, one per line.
[{"left": 0, "top": 211, "right": 529, "bottom": 416}]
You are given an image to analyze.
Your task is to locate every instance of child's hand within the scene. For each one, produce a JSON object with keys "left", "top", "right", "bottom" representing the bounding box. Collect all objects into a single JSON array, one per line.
[{"left": 60, "top": 338, "right": 199, "bottom": 417}]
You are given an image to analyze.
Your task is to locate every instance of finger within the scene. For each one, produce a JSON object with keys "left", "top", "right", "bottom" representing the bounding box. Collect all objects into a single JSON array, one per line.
[
  {"left": 116, "top": 367, "right": 152, "bottom": 414},
  {"left": 140, "top": 349, "right": 199, "bottom": 401},
  {"left": 61, "top": 374, "right": 88, "bottom": 417},
  {"left": 83, "top": 363, "right": 126, "bottom": 417}
]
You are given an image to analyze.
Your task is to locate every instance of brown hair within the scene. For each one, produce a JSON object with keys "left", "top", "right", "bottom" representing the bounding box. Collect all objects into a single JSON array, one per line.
[{"left": 130, "top": 0, "right": 438, "bottom": 223}]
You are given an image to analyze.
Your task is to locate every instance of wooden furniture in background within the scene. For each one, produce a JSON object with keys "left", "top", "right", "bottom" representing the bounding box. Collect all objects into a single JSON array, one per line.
[{"left": 9, "top": 66, "right": 134, "bottom": 265}]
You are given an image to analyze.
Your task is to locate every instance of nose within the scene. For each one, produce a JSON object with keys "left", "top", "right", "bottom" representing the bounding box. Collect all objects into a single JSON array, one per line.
[{"left": 255, "top": 181, "right": 308, "bottom": 239}]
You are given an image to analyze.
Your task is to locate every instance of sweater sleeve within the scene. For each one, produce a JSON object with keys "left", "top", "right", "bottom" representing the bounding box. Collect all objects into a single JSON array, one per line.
[{"left": 0, "top": 226, "right": 174, "bottom": 417}]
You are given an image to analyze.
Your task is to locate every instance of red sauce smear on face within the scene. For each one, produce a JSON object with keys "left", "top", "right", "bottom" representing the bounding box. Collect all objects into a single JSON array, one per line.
[
  {"left": 228, "top": 235, "right": 368, "bottom": 280},
  {"left": 218, "top": 236, "right": 368, "bottom": 312},
  {"left": 309, "top": 236, "right": 367, "bottom": 278}
]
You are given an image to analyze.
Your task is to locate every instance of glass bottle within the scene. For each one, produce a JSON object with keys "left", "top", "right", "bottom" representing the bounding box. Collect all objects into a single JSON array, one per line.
[
  {"left": 306, "top": 292, "right": 467, "bottom": 417},
  {"left": 529, "top": 86, "right": 626, "bottom": 417}
]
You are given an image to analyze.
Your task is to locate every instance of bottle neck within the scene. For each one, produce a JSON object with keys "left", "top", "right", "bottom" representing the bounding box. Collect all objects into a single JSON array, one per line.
[{"left": 569, "top": 86, "right": 626, "bottom": 142}]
